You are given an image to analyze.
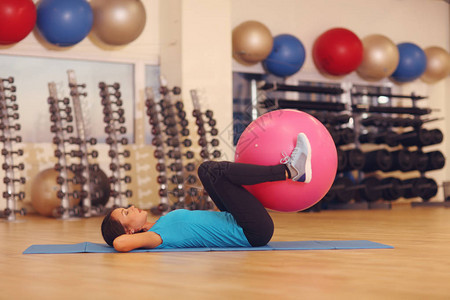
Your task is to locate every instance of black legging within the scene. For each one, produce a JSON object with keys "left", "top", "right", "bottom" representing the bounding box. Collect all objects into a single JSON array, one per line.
[{"left": 197, "top": 161, "right": 287, "bottom": 247}]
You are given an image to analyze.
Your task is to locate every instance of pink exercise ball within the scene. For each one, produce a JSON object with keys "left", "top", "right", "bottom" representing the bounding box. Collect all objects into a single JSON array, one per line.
[
  {"left": 421, "top": 46, "right": 450, "bottom": 84},
  {"left": 235, "top": 109, "right": 337, "bottom": 212}
]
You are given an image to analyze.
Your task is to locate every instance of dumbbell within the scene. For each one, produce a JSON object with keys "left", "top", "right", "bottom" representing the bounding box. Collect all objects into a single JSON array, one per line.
[
  {"left": 101, "top": 97, "right": 123, "bottom": 106},
  {"left": 197, "top": 127, "right": 218, "bottom": 136},
  {"left": 2, "top": 191, "right": 25, "bottom": 200},
  {"left": 1, "top": 77, "right": 14, "bottom": 84},
  {"left": 150, "top": 203, "right": 170, "bottom": 215},
  {"left": 192, "top": 109, "right": 214, "bottom": 119},
  {"left": 0, "top": 84, "right": 16, "bottom": 92},
  {"left": 0, "top": 207, "right": 26, "bottom": 218},
  {"left": 103, "top": 107, "right": 124, "bottom": 117},
  {"left": 104, "top": 115, "right": 125, "bottom": 124},
  {"left": 0, "top": 123, "right": 20, "bottom": 131},
  {"left": 0, "top": 112, "right": 19, "bottom": 120},
  {"left": 324, "top": 176, "right": 392, "bottom": 203},
  {"left": 3, "top": 177, "right": 26, "bottom": 184},
  {"left": 56, "top": 190, "right": 80, "bottom": 199},
  {"left": 157, "top": 174, "right": 181, "bottom": 184},
  {"left": 49, "top": 105, "right": 71, "bottom": 115},
  {"left": 159, "top": 86, "right": 181, "bottom": 95},
  {"left": 0, "top": 103, "right": 18, "bottom": 111},
  {"left": 385, "top": 149, "right": 414, "bottom": 172},
  {"left": 198, "top": 137, "right": 219, "bottom": 147},
  {"left": 200, "top": 149, "right": 221, "bottom": 159},
  {"left": 195, "top": 118, "right": 216, "bottom": 127},
  {"left": 161, "top": 126, "right": 189, "bottom": 137},
  {"left": 359, "top": 131, "right": 398, "bottom": 146},
  {"left": 2, "top": 163, "right": 24, "bottom": 171},
  {"left": 0, "top": 135, "right": 21, "bottom": 143},
  {"left": 166, "top": 138, "right": 192, "bottom": 148},
  {"left": 47, "top": 97, "right": 70, "bottom": 106},
  {"left": 335, "top": 128, "right": 355, "bottom": 146},
  {"left": 385, "top": 128, "right": 431, "bottom": 147},
  {"left": 154, "top": 149, "right": 194, "bottom": 160},
  {"left": 110, "top": 163, "right": 131, "bottom": 171},
  {"left": 169, "top": 162, "right": 196, "bottom": 172},
  {"left": 50, "top": 114, "right": 73, "bottom": 123},
  {"left": 108, "top": 175, "right": 132, "bottom": 184},
  {"left": 362, "top": 149, "right": 392, "bottom": 172},
  {"left": 99, "top": 82, "right": 120, "bottom": 90},
  {"left": 1, "top": 149, "right": 23, "bottom": 156},
  {"left": 340, "top": 149, "right": 365, "bottom": 172},
  {"left": 110, "top": 190, "right": 133, "bottom": 198},
  {"left": 108, "top": 149, "right": 131, "bottom": 158},
  {"left": 381, "top": 177, "right": 438, "bottom": 201},
  {"left": 158, "top": 188, "right": 184, "bottom": 197},
  {"left": 105, "top": 125, "right": 126, "bottom": 134},
  {"left": 50, "top": 124, "right": 73, "bottom": 133},
  {"left": 106, "top": 137, "right": 128, "bottom": 145}
]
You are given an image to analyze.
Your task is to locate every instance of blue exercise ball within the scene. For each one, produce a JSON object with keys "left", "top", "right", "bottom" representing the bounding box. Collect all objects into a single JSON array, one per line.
[
  {"left": 36, "top": 0, "right": 93, "bottom": 47},
  {"left": 263, "top": 34, "right": 306, "bottom": 77},
  {"left": 390, "top": 42, "right": 427, "bottom": 82}
]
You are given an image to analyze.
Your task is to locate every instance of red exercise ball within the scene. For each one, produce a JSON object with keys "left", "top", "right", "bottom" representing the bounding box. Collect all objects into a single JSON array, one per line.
[
  {"left": 0, "top": 0, "right": 37, "bottom": 45},
  {"left": 313, "top": 28, "right": 363, "bottom": 76}
]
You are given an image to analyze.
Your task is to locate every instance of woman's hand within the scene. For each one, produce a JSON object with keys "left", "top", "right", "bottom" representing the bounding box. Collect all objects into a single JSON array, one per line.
[{"left": 113, "top": 231, "right": 162, "bottom": 252}]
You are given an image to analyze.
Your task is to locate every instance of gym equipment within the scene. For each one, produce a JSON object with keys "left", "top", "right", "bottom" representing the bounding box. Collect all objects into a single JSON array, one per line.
[
  {"left": 0, "top": 77, "right": 26, "bottom": 221},
  {"left": 31, "top": 168, "right": 81, "bottom": 217},
  {"left": 263, "top": 34, "right": 306, "bottom": 77},
  {"left": 357, "top": 34, "right": 399, "bottom": 81},
  {"left": 0, "top": 0, "right": 36, "bottom": 45},
  {"left": 362, "top": 149, "right": 392, "bottom": 172},
  {"left": 260, "top": 98, "right": 346, "bottom": 112},
  {"left": 258, "top": 81, "right": 344, "bottom": 95},
  {"left": 90, "top": 0, "right": 146, "bottom": 46},
  {"left": 36, "top": 0, "right": 93, "bottom": 47},
  {"left": 99, "top": 81, "right": 132, "bottom": 207},
  {"left": 235, "top": 109, "right": 337, "bottom": 212},
  {"left": 325, "top": 175, "right": 438, "bottom": 203},
  {"left": 352, "top": 104, "right": 432, "bottom": 116},
  {"left": 390, "top": 43, "right": 427, "bottom": 82},
  {"left": 23, "top": 240, "right": 393, "bottom": 254},
  {"left": 312, "top": 28, "right": 363, "bottom": 76},
  {"left": 421, "top": 46, "right": 450, "bottom": 84},
  {"left": 341, "top": 149, "right": 365, "bottom": 172},
  {"left": 232, "top": 20, "right": 273, "bottom": 65}
]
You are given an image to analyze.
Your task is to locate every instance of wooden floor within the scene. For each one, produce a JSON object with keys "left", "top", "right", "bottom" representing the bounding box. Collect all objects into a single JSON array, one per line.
[{"left": 2, "top": 206, "right": 450, "bottom": 299}]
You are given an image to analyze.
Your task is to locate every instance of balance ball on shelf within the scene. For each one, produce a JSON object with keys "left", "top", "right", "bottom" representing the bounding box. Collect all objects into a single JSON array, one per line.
[
  {"left": 357, "top": 34, "right": 400, "bottom": 81},
  {"left": 0, "top": 0, "right": 36, "bottom": 45},
  {"left": 421, "top": 46, "right": 450, "bottom": 84},
  {"left": 390, "top": 42, "right": 427, "bottom": 83},
  {"left": 36, "top": 0, "right": 93, "bottom": 47},
  {"left": 232, "top": 20, "right": 273, "bottom": 65},
  {"left": 90, "top": 0, "right": 147, "bottom": 46},
  {"left": 263, "top": 34, "right": 306, "bottom": 77},
  {"left": 312, "top": 27, "right": 363, "bottom": 76}
]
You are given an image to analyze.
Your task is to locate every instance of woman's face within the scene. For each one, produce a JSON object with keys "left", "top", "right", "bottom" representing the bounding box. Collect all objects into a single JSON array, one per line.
[{"left": 111, "top": 205, "right": 148, "bottom": 234}]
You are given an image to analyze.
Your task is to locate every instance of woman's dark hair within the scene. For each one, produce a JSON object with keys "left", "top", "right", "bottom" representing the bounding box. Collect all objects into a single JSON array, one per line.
[{"left": 101, "top": 210, "right": 126, "bottom": 247}]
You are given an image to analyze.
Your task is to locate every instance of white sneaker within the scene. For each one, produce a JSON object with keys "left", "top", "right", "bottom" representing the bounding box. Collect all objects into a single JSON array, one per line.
[{"left": 280, "top": 133, "right": 312, "bottom": 183}]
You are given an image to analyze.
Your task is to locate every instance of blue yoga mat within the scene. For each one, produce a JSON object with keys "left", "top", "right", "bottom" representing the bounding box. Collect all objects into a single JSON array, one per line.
[{"left": 23, "top": 240, "right": 393, "bottom": 254}]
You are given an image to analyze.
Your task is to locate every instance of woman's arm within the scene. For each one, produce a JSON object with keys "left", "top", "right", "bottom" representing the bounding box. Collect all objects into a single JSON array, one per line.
[{"left": 113, "top": 231, "right": 163, "bottom": 252}]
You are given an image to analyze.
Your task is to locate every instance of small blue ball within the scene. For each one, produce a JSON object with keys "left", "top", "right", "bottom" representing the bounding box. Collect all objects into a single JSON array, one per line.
[
  {"left": 37, "top": 0, "right": 93, "bottom": 47},
  {"left": 263, "top": 34, "right": 306, "bottom": 77},
  {"left": 390, "top": 42, "right": 427, "bottom": 82}
]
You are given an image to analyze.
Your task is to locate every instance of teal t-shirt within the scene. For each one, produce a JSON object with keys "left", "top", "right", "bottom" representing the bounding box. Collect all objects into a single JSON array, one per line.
[{"left": 149, "top": 209, "right": 251, "bottom": 248}]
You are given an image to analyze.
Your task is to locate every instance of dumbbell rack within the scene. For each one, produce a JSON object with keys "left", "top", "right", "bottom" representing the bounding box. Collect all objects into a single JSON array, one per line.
[
  {"left": 98, "top": 81, "right": 132, "bottom": 208},
  {"left": 48, "top": 81, "right": 82, "bottom": 218},
  {"left": 257, "top": 81, "right": 445, "bottom": 210},
  {"left": 146, "top": 83, "right": 196, "bottom": 214},
  {"left": 0, "top": 77, "right": 26, "bottom": 221}
]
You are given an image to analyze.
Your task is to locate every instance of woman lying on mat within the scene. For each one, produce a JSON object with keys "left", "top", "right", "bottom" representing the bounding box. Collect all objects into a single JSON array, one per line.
[{"left": 101, "top": 133, "right": 312, "bottom": 252}]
